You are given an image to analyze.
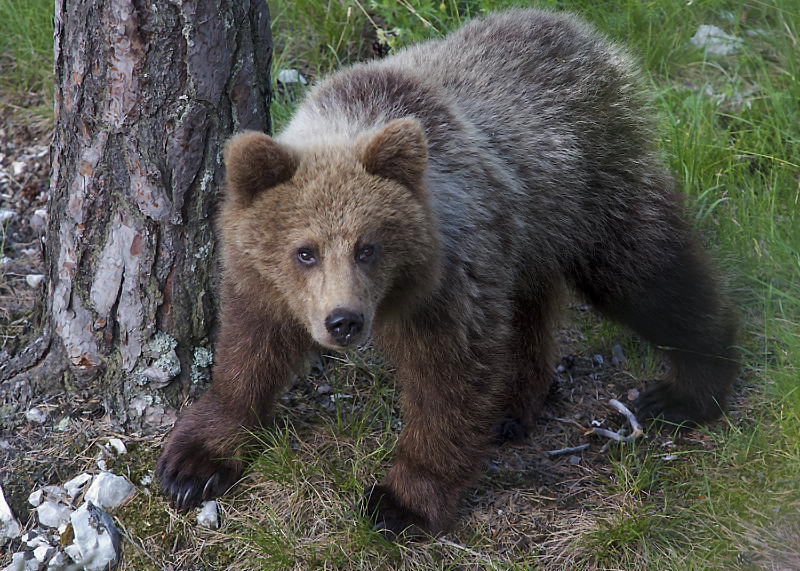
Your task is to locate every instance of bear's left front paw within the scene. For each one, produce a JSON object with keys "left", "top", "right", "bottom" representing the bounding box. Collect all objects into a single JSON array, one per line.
[{"left": 363, "top": 484, "right": 430, "bottom": 541}]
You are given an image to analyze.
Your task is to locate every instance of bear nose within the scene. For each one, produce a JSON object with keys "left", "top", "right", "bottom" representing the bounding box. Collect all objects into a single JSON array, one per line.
[{"left": 325, "top": 309, "right": 364, "bottom": 345}]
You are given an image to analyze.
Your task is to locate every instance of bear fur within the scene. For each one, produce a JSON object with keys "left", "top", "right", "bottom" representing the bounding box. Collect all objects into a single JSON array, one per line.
[{"left": 158, "top": 9, "right": 739, "bottom": 537}]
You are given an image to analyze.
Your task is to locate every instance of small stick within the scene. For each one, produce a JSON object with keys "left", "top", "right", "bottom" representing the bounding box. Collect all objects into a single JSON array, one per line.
[
  {"left": 437, "top": 538, "right": 496, "bottom": 566},
  {"left": 609, "top": 399, "right": 644, "bottom": 437},
  {"left": 546, "top": 443, "right": 590, "bottom": 456},
  {"left": 586, "top": 427, "right": 635, "bottom": 443}
]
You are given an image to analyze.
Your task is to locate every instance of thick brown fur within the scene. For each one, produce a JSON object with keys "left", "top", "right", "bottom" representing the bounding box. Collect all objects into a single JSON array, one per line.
[{"left": 158, "top": 9, "right": 739, "bottom": 537}]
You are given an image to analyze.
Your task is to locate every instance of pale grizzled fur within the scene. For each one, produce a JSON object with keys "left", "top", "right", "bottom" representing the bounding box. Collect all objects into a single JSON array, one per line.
[{"left": 158, "top": 9, "right": 739, "bottom": 538}]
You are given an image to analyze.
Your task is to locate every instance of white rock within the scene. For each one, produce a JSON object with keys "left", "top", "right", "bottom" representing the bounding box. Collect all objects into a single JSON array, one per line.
[
  {"left": 3, "top": 552, "right": 31, "bottom": 571},
  {"left": 84, "top": 472, "right": 135, "bottom": 510},
  {"left": 28, "top": 489, "right": 43, "bottom": 508},
  {"left": 36, "top": 500, "right": 72, "bottom": 529},
  {"left": 0, "top": 209, "right": 16, "bottom": 222},
  {"left": 69, "top": 503, "right": 121, "bottom": 571},
  {"left": 46, "top": 550, "right": 66, "bottom": 569},
  {"left": 23, "top": 530, "right": 51, "bottom": 548},
  {"left": 0, "top": 484, "right": 21, "bottom": 538},
  {"left": 64, "top": 542, "right": 83, "bottom": 564},
  {"left": 64, "top": 473, "right": 93, "bottom": 499},
  {"left": 196, "top": 500, "right": 220, "bottom": 529},
  {"left": 24, "top": 407, "right": 47, "bottom": 423},
  {"left": 277, "top": 68, "right": 308, "bottom": 85},
  {"left": 11, "top": 161, "right": 26, "bottom": 177},
  {"left": 29, "top": 209, "right": 47, "bottom": 232},
  {"left": 41, "top": 485, "right": 67, "bottom": 503},
  {"left": 25, "top": 274, "right": 45, "bottom": 288},
  {"left": 54, "top": 417, "right": 71, "bottom": 432},
  {"left": 690, "top": 24, "right": 743, "bottom": 56},
  {"left": 33, "top": 544, "right": 55, "bottom": 564},
  {"left": 107, "top": 438, "right": 127, "bottom": 455}
]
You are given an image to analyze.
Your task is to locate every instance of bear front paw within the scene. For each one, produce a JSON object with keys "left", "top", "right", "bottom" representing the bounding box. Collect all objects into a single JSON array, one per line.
[
  {"left": 363, "top": 484, "right": 432, "bottom": 541},
  {"left": 157, "top": 432, "right": 244, "bottom": 510}
]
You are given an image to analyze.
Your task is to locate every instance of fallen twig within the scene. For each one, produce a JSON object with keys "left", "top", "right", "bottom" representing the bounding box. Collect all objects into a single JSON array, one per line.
[
  {"left": 546, "top": 443, "right": 590, "bottom": 456},
  {"left": 437, "top": 537, "right": 496, "bottom": 566},
  {"left": 586, "top": 427, "right": 636, "bottom": 443},
  {"left": 608, "top": 399, "right": 644, "bottom": 437}
]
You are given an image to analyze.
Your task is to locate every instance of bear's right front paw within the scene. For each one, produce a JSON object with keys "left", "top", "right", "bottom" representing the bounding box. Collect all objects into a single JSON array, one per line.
[
  {"left": 157, "top": 436, "right": 244, "bottom": 511},
  {"left": 363, "top": 484, "right": 431, "bottom": 541}
]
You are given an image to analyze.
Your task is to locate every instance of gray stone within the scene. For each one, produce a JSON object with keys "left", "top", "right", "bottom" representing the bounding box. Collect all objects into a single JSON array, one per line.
[
  {"left": 0, "top": 484, "right": 21, "bottom": 538},
  {"left": 196, "top": 500, "right": 220, "bottom": 529},
  {"left": 64, "top": 473, "right": 94, "bottom": 499},
  {"left": 691, "top": 25, "right": 743, "bottom": 56},
  {"left": 24, "top": 407, "right": 47, "bottom": 423},
  {"left": 68, "top": 502, "right": 121, "bottom": 570},
  {"left": 36, "top": 501, "right": 72, "bottom": 529},
  {"left": 84, "top": 472, "right": 135, "bottom": 510}
]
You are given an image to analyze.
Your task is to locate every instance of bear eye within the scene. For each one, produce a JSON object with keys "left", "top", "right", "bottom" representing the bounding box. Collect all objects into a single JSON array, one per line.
[
  {"left": 356, "top": 244, "right": 377, "bottom": 264},
  {"left": 297, "top": 247, "right": 317, "bottom": 265}
]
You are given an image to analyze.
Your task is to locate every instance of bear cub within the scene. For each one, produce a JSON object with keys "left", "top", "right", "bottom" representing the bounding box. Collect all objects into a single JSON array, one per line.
[{"left": 158, "top": 9, "right": 739, "bottom": 537}]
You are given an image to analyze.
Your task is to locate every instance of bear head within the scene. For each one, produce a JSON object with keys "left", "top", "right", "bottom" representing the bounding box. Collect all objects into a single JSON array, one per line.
[{"left": 219, "top": 118, "right": 441, "bottom": 350}]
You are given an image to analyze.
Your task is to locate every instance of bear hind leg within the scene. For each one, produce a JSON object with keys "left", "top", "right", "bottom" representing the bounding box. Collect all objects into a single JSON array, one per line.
[{"left": 570, "top": 230, "right": 739, "bottom": 426}]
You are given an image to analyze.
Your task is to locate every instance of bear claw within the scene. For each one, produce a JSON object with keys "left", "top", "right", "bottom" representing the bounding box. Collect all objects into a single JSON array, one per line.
[
  {"left": 157, "top": 449, "right": 242, "bottom": 510},
  {"left": 363, "top": 484, "right": 429, "bottom": 541}
]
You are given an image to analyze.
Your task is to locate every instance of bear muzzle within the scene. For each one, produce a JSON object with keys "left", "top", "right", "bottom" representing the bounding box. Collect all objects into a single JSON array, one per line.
[{"left": 324, "top": 308, "right": 365, "bottom": 347}]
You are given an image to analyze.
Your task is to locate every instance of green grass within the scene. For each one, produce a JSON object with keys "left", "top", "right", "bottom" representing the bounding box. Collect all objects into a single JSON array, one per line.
[{"left": 0, "top": 0, "right": 53, "bottom": 105}]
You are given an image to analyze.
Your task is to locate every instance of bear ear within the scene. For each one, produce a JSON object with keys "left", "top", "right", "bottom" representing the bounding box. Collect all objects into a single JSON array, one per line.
[
  {"left": 224, "top": 131, "right": 297, "bottom": 205},
  {"left": 359, "top": 118, "right": 428, "bottom": 194}
]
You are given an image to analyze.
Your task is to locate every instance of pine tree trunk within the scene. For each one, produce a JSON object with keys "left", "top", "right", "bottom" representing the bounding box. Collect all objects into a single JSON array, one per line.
[{"left": 0, "top": 0, "right": 272, "bottom": 428}]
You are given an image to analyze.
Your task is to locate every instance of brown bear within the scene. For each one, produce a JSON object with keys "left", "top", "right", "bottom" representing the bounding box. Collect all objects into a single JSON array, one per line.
[{"left": 158, "top": 9, "right": 739, "bottom": 537}]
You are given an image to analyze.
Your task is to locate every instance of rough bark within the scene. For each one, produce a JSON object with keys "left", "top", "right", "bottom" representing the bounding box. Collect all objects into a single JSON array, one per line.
[{"left": 0, "top": 0, "right": 272, "bottom": 428}]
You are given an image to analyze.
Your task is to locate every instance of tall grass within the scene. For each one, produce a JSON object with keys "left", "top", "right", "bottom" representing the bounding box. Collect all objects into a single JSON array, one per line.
[{"left": 0, "top": 0, "right": 53, "bottom": 100}]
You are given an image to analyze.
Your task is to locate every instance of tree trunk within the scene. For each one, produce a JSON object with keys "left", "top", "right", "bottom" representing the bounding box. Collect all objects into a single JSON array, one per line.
[{"left": 0, "top": 0, "right": 272, "bottom": 428}]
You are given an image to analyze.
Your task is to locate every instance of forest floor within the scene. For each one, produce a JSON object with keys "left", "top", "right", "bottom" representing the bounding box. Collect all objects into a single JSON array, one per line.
[{"left": 2, "top": 0, "right": 800, "bottom": 570}]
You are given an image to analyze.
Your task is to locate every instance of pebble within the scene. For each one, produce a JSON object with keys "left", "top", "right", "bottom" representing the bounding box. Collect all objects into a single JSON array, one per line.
[
  {"left": 54, "top": 417, "right": 71, "bottom": 432},
  {"left": 36, "top": 501, "right": 72, "bottom": 529},
  {"left": 29, "top": 209, "right": 47, "bottom": 232},
  {"left": 0, "top": 484, "right": 21, "bottom": 539},
  {"left": 611, "top": 344, "right": 627, "bottom": 367},
  {"left": 64, "top": 473, "right": 93, "bottom": 499},
  {"left": 277, "top": 68, "right": 308, "bottom": 85},
  {"left": 32, "top": 544, "right": 55, "bottom": 564},
  {"left": 107, "top": 438, "right": 127, "bottom": 455},
  {"left": 24, "top": 274, "right": 45, "bottom": 288},
  {"left": 24, "top": 407, "right": 47, "bottom": 423},
  {"left": 197, "top": 500, "right": 220, "bottom": 529},
  {"left": 11, "top": 160, "right": 26, "bottom": 177},
  {"left": 2, "top": 552, "right": 37, "bottom": 571},
  {"left": 28, "top": 489, "right": 43, "bottom": 508},
  {"left": 84, "top": 472, "right": 135, "bottom": 510},
  {"left": 690, "top": 24, "right": 743, "bottom": 56},
  {"left": 47, "top": 550, "right": 66, "bottom": 568},
  {"left": 68, "top": 502, "right": 121, "bottom": 571},
  {"left": 0, "top": 209, "right": 16, "bottom": 222}
]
